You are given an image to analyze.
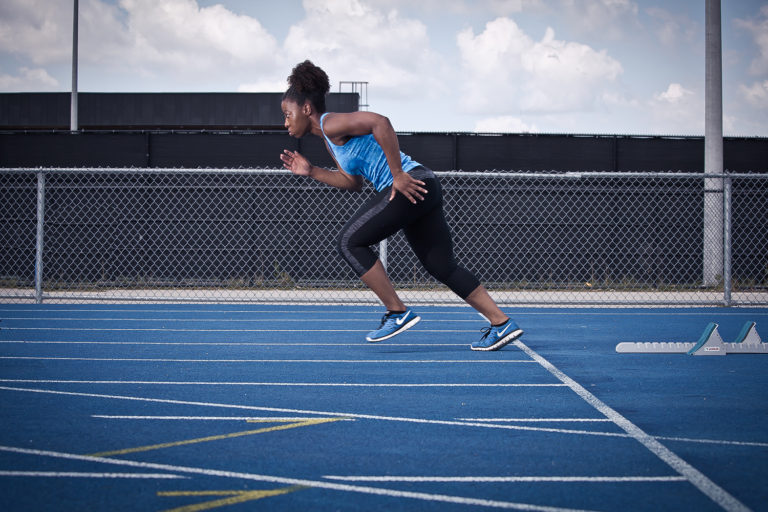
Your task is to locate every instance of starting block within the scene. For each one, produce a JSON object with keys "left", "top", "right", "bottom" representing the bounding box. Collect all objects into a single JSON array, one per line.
[{"left": 616, "top": 321, "right": 766, "bottom": 356}]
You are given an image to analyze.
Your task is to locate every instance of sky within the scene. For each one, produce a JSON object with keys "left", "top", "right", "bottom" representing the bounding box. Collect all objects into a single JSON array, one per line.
[{"left": 1, "top": 0, "right": 767, "bottom": 136}]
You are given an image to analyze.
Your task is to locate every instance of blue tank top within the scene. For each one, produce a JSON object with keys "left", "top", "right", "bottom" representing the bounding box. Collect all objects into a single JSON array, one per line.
[{"left": 320, "top": 113, "right": 421, "bottom": 192}]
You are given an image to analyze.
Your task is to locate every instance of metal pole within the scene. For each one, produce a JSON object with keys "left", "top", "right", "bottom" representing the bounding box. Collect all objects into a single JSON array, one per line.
[
  {"left": 722, "top": 175, "right": 732, "bottom": 306},
  {"left": 70, "top": 0, "right": 79, "bottom": 131},
  {"left": 35, "top": 172, "right": 46, "bottom": 304},
  {"left": 703, "top": 0, "right": 723, "bottom": 287}
]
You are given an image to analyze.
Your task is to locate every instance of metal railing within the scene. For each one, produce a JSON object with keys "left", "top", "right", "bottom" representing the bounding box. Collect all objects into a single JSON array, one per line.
[{"left": 1, "top": 168, "right": 766, "bottom": 306}]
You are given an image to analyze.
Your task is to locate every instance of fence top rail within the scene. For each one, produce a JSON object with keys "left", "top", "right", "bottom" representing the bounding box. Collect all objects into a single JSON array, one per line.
[{"left": 0, "top": 167, "right": 765, "bottom": 180}]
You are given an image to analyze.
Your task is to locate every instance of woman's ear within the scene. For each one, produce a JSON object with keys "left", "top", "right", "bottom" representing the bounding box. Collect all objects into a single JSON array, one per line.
[{"left": 302, "top": 102, "right": 313, "bottom": 116}]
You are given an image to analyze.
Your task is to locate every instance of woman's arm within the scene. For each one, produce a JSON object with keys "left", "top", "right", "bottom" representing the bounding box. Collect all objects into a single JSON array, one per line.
[
  {"left": 281, "top": 149, "right": 363, "bottom": 192},
  {"left": 323, "top": 112, "right": 428, "bottom": 203}
]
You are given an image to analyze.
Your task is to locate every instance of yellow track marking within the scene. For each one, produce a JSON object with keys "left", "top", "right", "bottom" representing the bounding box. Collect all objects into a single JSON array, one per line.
[
  {"left": 158, "top": 485, "right": 305, "bottom": 512},
  {"left": 89, "top": 418, "right": 344, "bottom": 457}
]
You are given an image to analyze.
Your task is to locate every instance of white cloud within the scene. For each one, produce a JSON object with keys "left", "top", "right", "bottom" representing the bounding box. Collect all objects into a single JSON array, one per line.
[
  {"left": 735, "top": 5, "right": 768, "bottom": 76},
  {"left": 366, "top": 0, "right": 541, "bottom": 16},
  {"left": 457, "top": 18, "right": 622, "bottom": 115},
  {"left": 238, "top": 78, "right": 286, "bottom": 93},
  {"left": 474, "top": 115, "right": 538, "bottom": 133},
  {"left": 646, "top": 6, "right": 697, "bottom": 47},
  {"left": 559, "top": 0, "right": 639, "bottom": 39},
  {"left": 0, "top": 67, "right": 59, "bottom": 91},
  {"left": 648, "top": 82, "right": 702, "bottom": 134},
  {"left": 0, "top": 0, "right": 281, "bottom": 88},
  {"left": 740, "top": 80, "right": 768, "bottom": 109},
  {"left": 0, "top": 0, "right": 72, "bottom": 65},
  {"left": 654, "top": 83, "right": 692, "bottom": 104},
  {"left": 280, "top": 0, "right": 444, "bottom": 99},
  {"left": 117, "top": 0, "right": 278, "bottom": 71}
]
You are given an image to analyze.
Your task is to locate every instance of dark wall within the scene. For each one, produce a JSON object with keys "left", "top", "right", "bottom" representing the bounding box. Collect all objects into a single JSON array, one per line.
[
  {"left": 1, "top": 130, "right": 766, "bottom": 173},
  {"left": 0, "top": 92, "right": 359, "bottom": 130}
]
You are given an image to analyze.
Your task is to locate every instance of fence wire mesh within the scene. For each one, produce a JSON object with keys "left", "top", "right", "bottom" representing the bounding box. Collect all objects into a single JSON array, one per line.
[{"left": 1, "top": 168, "right": 766, "bottom": 305}]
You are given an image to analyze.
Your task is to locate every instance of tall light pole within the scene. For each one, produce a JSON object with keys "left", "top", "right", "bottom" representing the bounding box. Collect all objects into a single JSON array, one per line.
[
  {"left": 703, "top": 0, "right": 723, "bottom": 287},
  {"left": 71, "top": 0, "right": 79, "bottom": 131}
]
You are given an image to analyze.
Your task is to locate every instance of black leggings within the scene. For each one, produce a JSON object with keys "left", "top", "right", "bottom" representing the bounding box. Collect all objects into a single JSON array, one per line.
[{"left": 336, "top": 167, "right": 480, "bottom": 300}]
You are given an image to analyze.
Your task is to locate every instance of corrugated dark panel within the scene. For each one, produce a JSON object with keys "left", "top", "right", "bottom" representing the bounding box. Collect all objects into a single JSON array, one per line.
[
  {"left": 724, "top": 138, "right": 768, "bottom": 172},
  {"left": 150, "top": 132, "right": 297, "bottom": 168},
  {"left": 456, "top": 134, "right": 616, "bottom": 172},
  {"left": 398, "top": 134, "right": 455, "bottom": 171},
  {"left": 0, "top": 93, "right": 69, "bottom": 129},
  {"left": 0, "top": 132, "right": 147, "bottom": 167},
  {"left": 0, "top": 92, "right": 359, "bottom": 129},
  {"left": 617, "top": 137, "right": 704, "bottom": 172}
]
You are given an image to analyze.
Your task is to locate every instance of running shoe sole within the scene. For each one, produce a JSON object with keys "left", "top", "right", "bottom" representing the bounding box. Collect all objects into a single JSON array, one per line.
[
  {"left": 366, "top": 315, "right": 421, "bottom": 343},
  {"left": 470, "top": 328, "right": 524, "bottom": 351}
]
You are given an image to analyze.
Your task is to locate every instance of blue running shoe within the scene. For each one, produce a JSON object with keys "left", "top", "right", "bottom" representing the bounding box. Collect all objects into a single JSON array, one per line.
[
  {"left": 471, "top": 318, "right": 523, "bottom": 351},
  {"left": 366, "top": 309, "right": 421, "bottom": 342}
]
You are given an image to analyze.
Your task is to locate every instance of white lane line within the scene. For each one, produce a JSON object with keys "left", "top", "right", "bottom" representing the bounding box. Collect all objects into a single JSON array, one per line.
[
  {"left": 0, "top": 471, "right": 185, "bottom": 479},
  {"left": 322, "top": 475, "right": 687, "bottom": 483},
  {"left": 0, "top": 380, "right": 562, "bottom": 388},
  {"left": 0, "top": 357, "right": 534, "bottom": 364},
  {"left": 92, "top": 415, "right": 348, "bottom": 421},
  {"left": 2, "top": 317, "right": 389, "bottom": 322},
  {"left": 3, "top": 385, "right": 763, "bottom": 448},
  {"left": 513, "top": 339, "right": 751, "bottom": 512},
  {"left": 652, "top": 435, "right": 768, "bottom": 449},
  {"left": 0, "top": 445, "right": 596, "bottom": 512},
  {"left": 457, "top": 418, "right": 612, "bottom": 423},
  {"left": 0, "top": 327, "right": 475, "bottom": 333},
  {"left": 0, "top": 341, "right": 465, "bottom": 346},
  {"left": 1, "top": 317, "right": 495, "bottom": 324},
  {"left": 0, "top": 386, "right": 625, "bottom": 438},
  {"left": 0, "top": 308, "right": 760, "bottom": 317},
  {"left": 88, "top": 415, "right": 768, "bottom": 448}
]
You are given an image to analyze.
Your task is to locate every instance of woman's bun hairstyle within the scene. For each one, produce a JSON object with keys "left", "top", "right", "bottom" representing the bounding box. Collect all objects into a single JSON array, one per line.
[{"left": 283, "top": 60, "right": 330, "bottom": 113}]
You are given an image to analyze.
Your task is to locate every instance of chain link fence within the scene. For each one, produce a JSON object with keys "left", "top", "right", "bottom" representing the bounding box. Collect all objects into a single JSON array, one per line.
[{"left": 1, "top": 168, "right": 766, "bottom": 305}]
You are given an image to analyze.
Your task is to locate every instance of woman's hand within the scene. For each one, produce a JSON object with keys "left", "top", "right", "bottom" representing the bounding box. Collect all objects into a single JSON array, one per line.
[
  {"left": 390, "top": 172, "right": 428, "bottom": 203},
  {"left": 281, "top": 150, "right": 312, "bottom": 176}
]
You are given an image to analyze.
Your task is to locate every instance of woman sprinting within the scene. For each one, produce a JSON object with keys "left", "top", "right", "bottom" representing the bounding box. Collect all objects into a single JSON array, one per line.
[{"left": 279, "top": 60, "right": 522, "bottom": 351}]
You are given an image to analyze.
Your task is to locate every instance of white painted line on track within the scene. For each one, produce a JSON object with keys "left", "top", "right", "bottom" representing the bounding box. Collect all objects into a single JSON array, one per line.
[
  {"left": 0, "top": 445, "right": 597, "bottom": 512},
  {"left": 0, "top": 308, "right": 761, "bottom": 316},
  {"left": 0, "top": 317, "right": 490, "bottom": 323},
  {"left": 0, "top": 471, "right": 186, "bottom": 479},
  {"left": 3, "top": 385, "right": 763, "bottom": 448},
  {"left": 513, "top": 339, "right": 751, "bottom": 512},
  {"left": 458, "top": 418, "right": 612, "bottom": 423},
  {"left": 0, "top": 341, "right": 466, "bottom": 346},
  {"left": 322, "top": 475, "right": 688, "bottom": 483},
  {"left": 92, "top": 415, "right": 351, "bottom": 421},
  {"left": 7, "top": 385, "right": 762, "bottom": 449},
  {"left": 652, "top": 435, "right": 768, "bottom": 449},
  {"left": 0, "top": 357, "right": 535, "bottom": 364},
  {"left": 0, "top": 379, "right": 563, "bottom": 388},
  {"left": 0, "top": 386, "right": 626, "bottom": 438},
  {"left": 0, "top": 327, "right": 476, "bottom": 332}
]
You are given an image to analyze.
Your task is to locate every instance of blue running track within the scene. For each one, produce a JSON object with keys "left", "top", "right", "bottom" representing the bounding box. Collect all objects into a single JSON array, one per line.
[{"left": 0, "top": 305, "right": 766, "bottom": 511}]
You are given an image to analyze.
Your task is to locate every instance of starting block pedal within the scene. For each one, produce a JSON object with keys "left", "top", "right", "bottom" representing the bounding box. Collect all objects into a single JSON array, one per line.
[{"left": 616, "top": 321, "right": 767, "bottom": 356}]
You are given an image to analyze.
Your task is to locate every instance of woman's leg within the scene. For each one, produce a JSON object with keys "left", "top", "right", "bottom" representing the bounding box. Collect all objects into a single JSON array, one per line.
[
  {"left": 360, "top": 259, "right": 406, "bottom": 312},
  {"left": 337, "top": 188, "right": 411, "bottom": 311},
  {"left": 463, "top": 285, "right": 508, "bottom": 325},
  {"left": 401, "top": 172, "right": 509, "bottom": 325}
]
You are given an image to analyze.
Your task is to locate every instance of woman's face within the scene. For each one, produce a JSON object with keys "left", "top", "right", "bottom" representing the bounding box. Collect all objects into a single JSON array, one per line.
[{"left": 281, "top": 99, "right": 311, "bottom": 138}]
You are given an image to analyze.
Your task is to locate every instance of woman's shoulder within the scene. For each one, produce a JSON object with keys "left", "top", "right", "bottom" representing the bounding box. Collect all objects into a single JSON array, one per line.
[{"left": 321, "top": 111, "right": 386, "bottom": 140}]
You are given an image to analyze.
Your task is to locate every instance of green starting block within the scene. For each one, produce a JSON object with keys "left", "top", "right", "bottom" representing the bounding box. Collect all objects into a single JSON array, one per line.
[{"left": 616, "top": 321, "right": 766, "bottom": 356}]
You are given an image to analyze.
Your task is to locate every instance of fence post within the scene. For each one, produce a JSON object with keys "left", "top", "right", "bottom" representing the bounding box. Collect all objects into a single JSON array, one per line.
[
  {"left": 722, "top": 175, "right": 732, "bottom": 306},
  {"left": 703, "top": 0, "right": 723, "bottom": 288},
  {"left": 35, "top": 171, "right": 46, "bottom": 303}
]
